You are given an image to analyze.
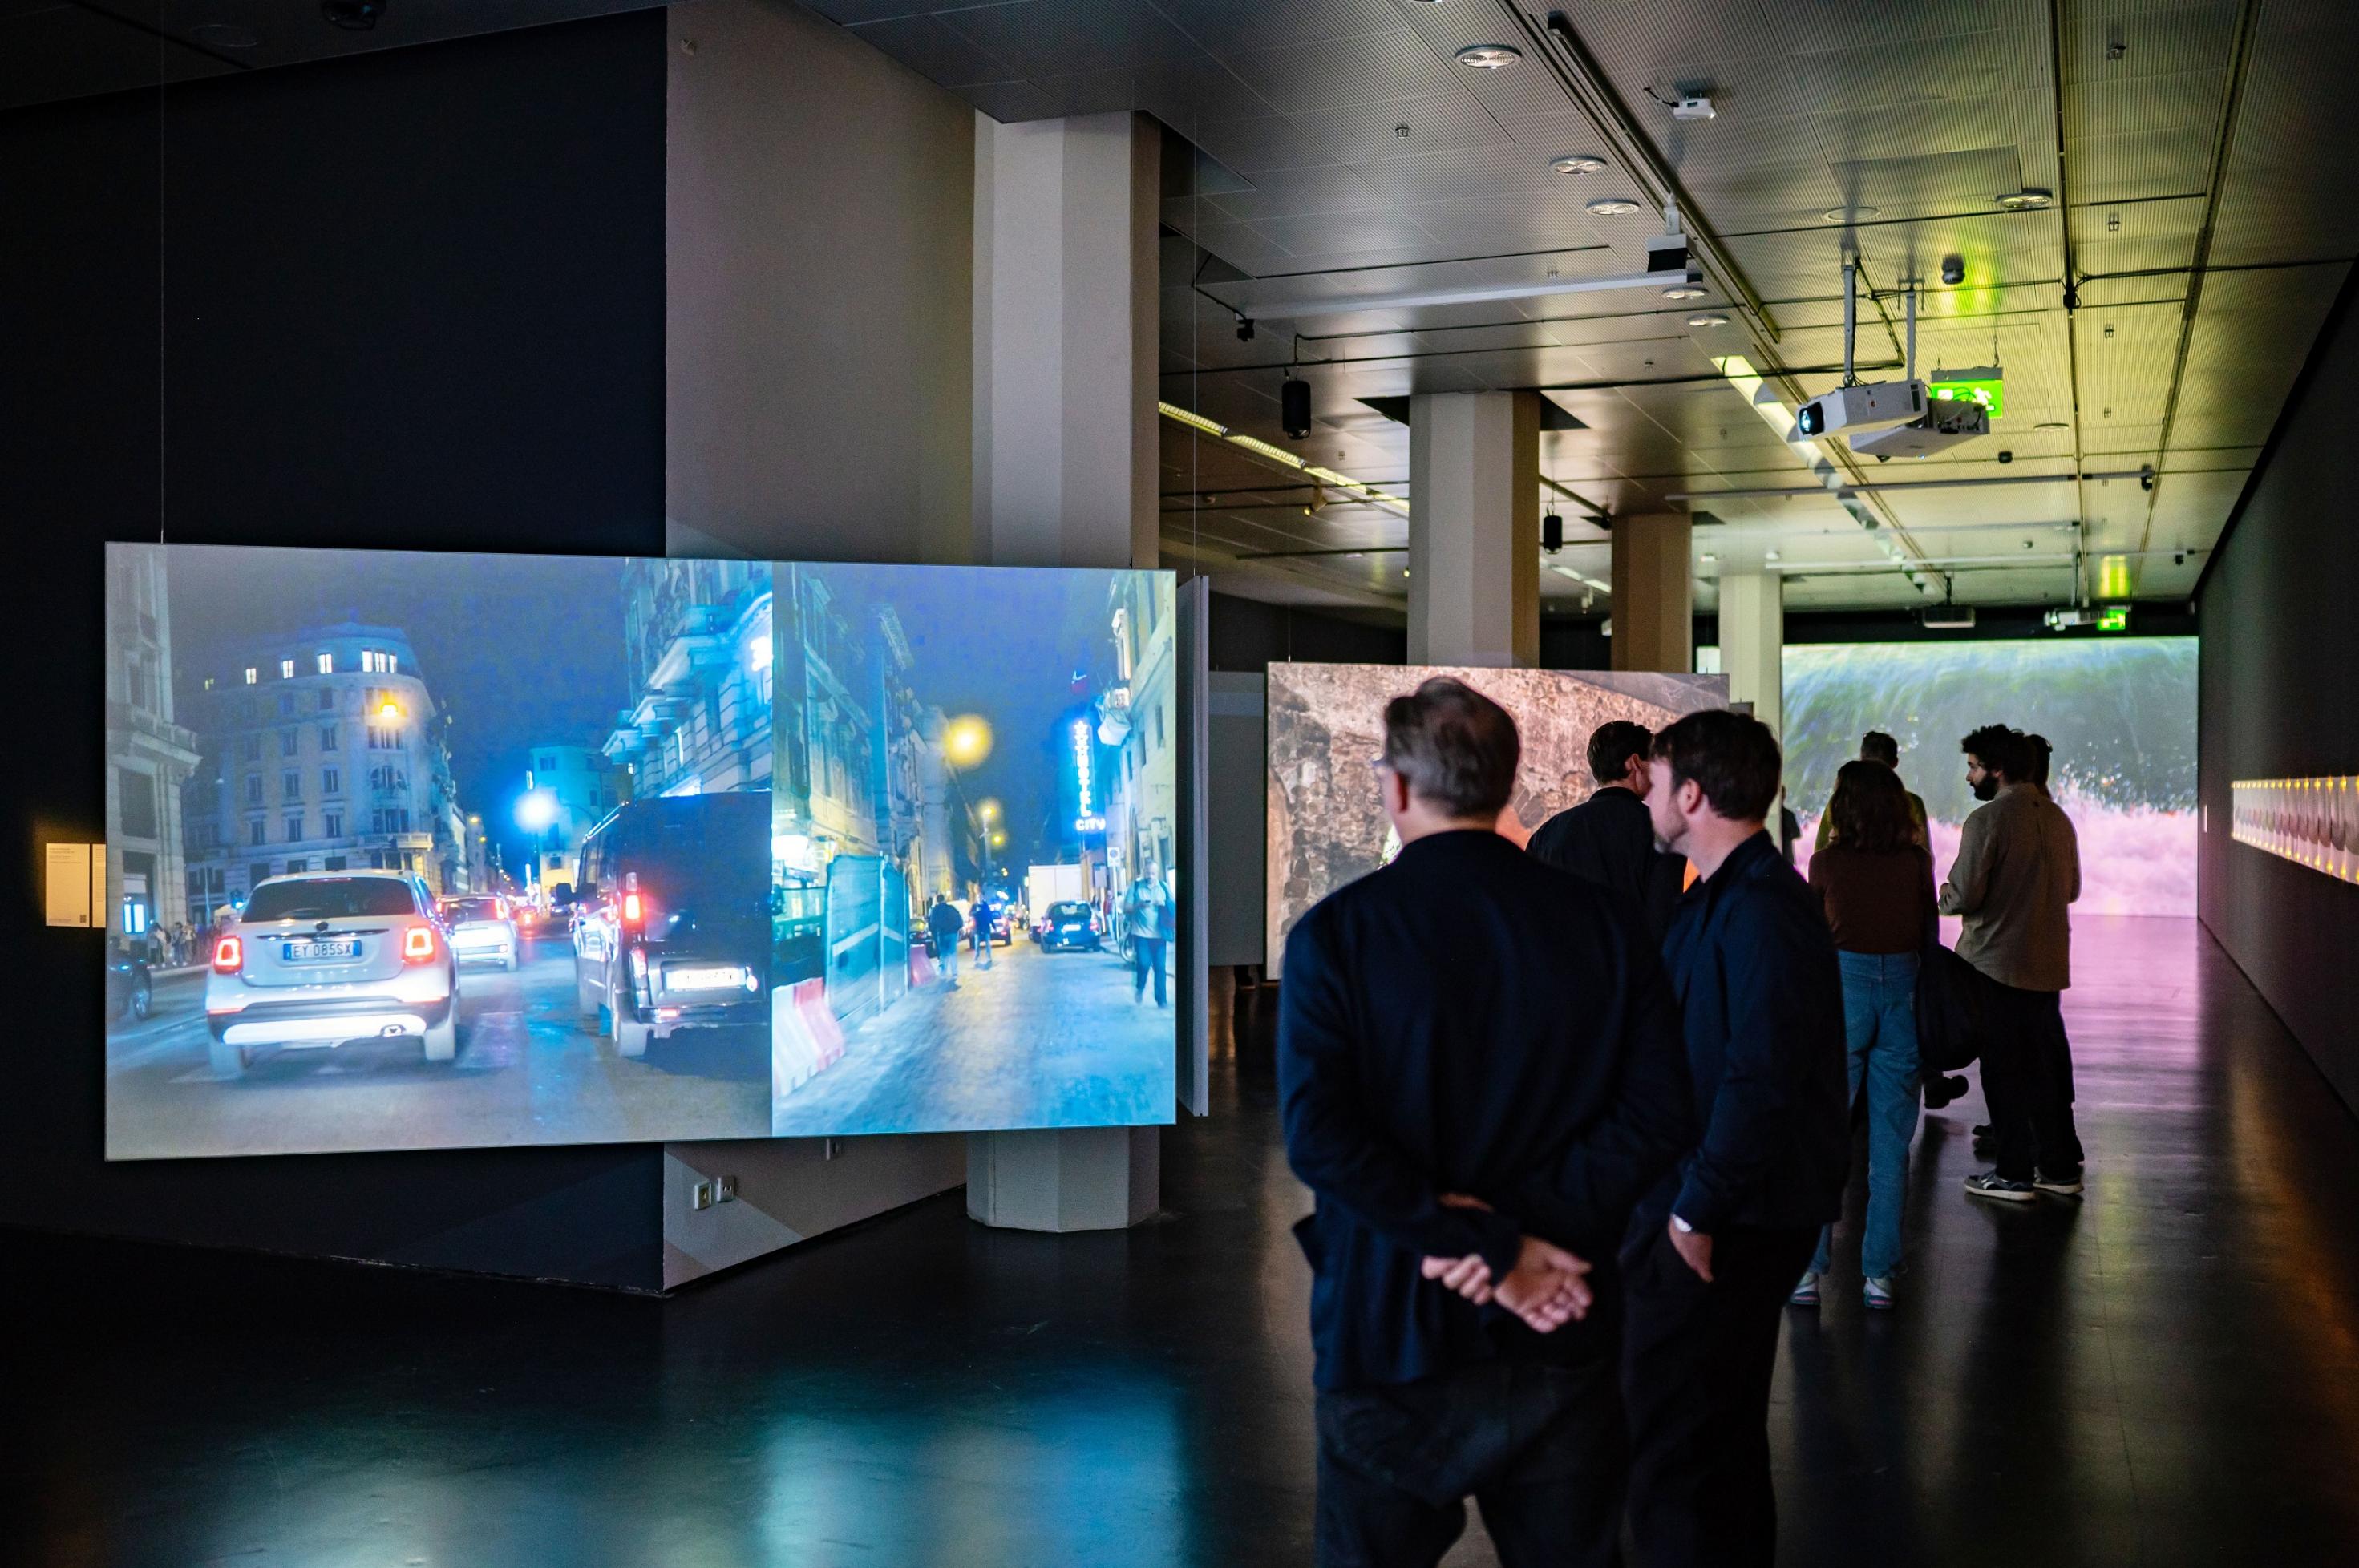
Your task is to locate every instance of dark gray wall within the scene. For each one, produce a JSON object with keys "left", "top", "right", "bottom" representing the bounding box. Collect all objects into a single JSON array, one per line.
[
  {"left": 1, "top": 13, "right": 671, "bottom": 1287},
  {"left": 2197, "top": 269, "right": 2359, "bottom": 1115}
]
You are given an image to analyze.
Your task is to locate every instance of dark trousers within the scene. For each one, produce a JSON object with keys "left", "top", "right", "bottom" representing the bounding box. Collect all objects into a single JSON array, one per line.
[
  {"left": 1622, "top": 1222, "right": 1819, "bottom": 1568},
  {"left": 1315, "top": 1356, "right": 1625, "bottom": 1568},
  {"left": 1978, "top": 980, "right": 2084, "bottom": 1180},
  {"left": 1133, "top": 936, "right": 1168, "bottom": 1006}
]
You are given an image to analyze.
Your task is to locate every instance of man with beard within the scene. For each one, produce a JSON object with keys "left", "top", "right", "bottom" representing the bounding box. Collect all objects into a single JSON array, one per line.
[{"left": 1944, "top": 725, "right": 2085, "bottom": 1202}]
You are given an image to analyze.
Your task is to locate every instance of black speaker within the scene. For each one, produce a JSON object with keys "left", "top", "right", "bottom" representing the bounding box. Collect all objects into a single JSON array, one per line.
[
  {"left": 1542, "top": 512, "right": 1564, "bottom": 552},
  {"left": 1281, "top": 378, "right": 1312, "bottom": 439}
]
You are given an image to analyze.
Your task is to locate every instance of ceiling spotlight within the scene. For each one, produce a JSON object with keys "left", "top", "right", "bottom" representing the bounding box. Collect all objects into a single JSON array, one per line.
[
  {"left": 1455, "top": 44, "right": 1523, "bottom": 69},
  {"left": 1940, "top": 254, "right": 1965, "bottom": 286},
  {"left": 1585, "top": 197, "right": 1642, "bottom": 216},
  {"left": 1687, "top": 313, "right": 1730, "bottom": 328},
  {"left": 1662, "top": 284, "right": 1707, "bottom": 300},
  {"left": 1997, "top": 188, "right": 2055, "bottom": 210},
  {"left": 1822, "top": 206, "right": 1879, "bottom": 224},
  {"left": 1550, "top": 154, "right": 1608, "bottom": 175}
]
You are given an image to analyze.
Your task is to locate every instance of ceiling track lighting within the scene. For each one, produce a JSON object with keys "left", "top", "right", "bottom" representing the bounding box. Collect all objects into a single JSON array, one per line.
[{"left": 1229, "top": 265, "right": 1699, "bottom": 322}]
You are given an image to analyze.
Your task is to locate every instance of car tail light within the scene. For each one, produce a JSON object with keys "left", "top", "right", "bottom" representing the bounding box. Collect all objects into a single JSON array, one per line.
[
  {"left": 212, "top": 934, "right": 243, "bottom": 972},
  {"left": 403, "top": 926, "right": 437, "bottom": 964},
  {"left": 622, "top": 891, "right": 644, "bottom": 925}
]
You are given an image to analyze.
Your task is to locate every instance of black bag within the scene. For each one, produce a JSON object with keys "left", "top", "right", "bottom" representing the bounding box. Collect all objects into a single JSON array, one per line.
[{"left": 1916, "top": 941, "right": 1989, "bottom": 1108}]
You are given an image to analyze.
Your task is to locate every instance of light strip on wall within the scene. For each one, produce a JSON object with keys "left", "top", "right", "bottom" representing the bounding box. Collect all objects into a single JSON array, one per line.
[
  {"left": 1156, "top": 402, "right": 1410, "bottom": 515},
  {"left": 2232, "top": 777, "right": 2359, "bottom": 884}
]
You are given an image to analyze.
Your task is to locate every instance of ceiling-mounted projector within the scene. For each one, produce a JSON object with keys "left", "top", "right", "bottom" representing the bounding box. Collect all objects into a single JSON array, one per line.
[
  {"left": 1795, "top": 380, "right": 1926, "bottom": 438},
  {"left": 1849, "top": 399, "right": 1991, "bottom": 459}
]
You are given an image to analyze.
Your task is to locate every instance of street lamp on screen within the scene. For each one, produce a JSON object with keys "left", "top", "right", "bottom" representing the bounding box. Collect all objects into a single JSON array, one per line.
[
  {"left": 516, "top": 790, "right": 558, "bottom": 833},
  {"left": 945, "top": 715, "right": 993, "bottom": 767},
  {"left": 979, "top": 798, "right": 1000, "bottom": 822}
]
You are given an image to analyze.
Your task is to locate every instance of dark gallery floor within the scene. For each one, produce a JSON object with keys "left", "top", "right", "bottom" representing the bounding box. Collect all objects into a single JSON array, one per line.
[{"left": 10, "top": 918, "right": 2359, "bottom": 1566}]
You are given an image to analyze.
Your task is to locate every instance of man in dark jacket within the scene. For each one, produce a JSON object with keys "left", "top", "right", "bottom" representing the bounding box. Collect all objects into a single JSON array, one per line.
[
  {"left": 1526, "top": 719, "right": 1687, "bottom": 944},
  {"left": 1280, "top": 677, "right": 1694, "bottom": 1568},
  {"left": 1624, "top": 709, "right": 1849, "bottom": 1568}
]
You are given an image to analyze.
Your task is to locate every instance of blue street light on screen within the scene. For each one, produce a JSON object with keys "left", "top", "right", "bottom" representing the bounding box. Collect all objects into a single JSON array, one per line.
[{"left": 516, "top": 790, "right": 559, "bottom": 833}]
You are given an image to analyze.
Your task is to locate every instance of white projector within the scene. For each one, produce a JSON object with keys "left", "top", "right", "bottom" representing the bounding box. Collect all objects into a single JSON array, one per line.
[
  {"left": 1849, "top": 400, "right": 1992, "bottom": 459},
  {"left": 1794, "top": 380, "right": 1927, "bottom": 438}
]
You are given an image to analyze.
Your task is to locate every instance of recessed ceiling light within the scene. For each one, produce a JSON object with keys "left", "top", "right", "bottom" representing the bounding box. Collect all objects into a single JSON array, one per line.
[
  {"left": 1585, "top": 197, "right": 1642, "bottom": 216},
  {"left": 1701, "top": 553, "right": 1719, "bottom": 564},
  {"left": 2034, "top": 421, "right": 2069, "bottom": 431},
  {"left": 1997, "top": 188, "right": 2055, "bottom": 210},
  {"left": 1687, "top": 313, "right": 1730, "bottom": 327},
  {"left": 1455, "top": 44, "right": 1523, "bottom": 69},
  {"left": 1822, "top": 206, "right": 1879, "bottom": 223},
  {"left": 1550, "top": 154, "right": 1608, "bottom": 175},
  {"left": 1662, "top": 284, "right": 1707, "bottom": 300},
  {"left": 1764, "top": 549, "right": 1782, "bottom": 561}
]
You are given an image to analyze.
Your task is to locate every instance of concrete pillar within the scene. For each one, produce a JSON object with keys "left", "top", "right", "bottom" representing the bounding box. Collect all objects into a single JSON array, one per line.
[
  {"left": 1610, "top": 515, "right": 1694, "bottom": 673},
  {"left": 1407, "top": 390, "right": 1540, "bottom": 667},
  {"left": 967, "top": 111, "right": 1163, "bottom": 1231},
  {"left": 1718, "top": 570, "right": 1784, "bottom": 738},
  {"left": 971, "top": 111, "right": 1159, "bottom": 573}
]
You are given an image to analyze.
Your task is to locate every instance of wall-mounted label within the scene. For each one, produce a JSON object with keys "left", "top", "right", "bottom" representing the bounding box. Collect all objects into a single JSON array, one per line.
[
  {"left": 2232, "top": 777, "right": 2359, "bottom": 885},
  {"left": 46, "top": 842, "right": 103, "bottom": 927}
]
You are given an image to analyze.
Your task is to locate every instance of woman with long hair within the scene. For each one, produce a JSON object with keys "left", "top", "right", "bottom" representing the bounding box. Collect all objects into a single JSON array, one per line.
[{"left": 1791, "top": 759, "right": 1937, "bottom": 1311}]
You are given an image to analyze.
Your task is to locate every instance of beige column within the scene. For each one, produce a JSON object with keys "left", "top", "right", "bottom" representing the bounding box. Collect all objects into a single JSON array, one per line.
[
  {"left": 1718, "top": 570, "right": 1784, "bottom": 738},
  {"left": 1610, "top": 514, "right": 1694, "bottom": 673},
  {"left": 965, "top": 111, "right": 1163, "bottom": 1231},
  {"left": 1407, "top": 390, "right": 1540, "bottom": 667}
]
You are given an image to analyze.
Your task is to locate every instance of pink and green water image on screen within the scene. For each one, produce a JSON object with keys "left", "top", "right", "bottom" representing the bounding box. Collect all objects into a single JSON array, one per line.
[{"left": 1782, "top": 637, "right": 2197, "bottom": 916}]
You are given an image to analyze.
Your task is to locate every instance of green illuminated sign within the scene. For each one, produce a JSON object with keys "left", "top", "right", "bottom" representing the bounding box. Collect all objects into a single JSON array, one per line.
[
  {"left": 1929, "top": 377, "right": 2004, "bottom": 419},
  {"left": 2098, "top": 605, "right": 2131, "bottom": 632}
]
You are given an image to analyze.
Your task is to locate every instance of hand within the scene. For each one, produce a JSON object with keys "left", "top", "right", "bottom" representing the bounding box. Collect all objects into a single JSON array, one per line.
[
  {"left": 1667, "top": 1218, "right": 1714, "bottom": 1282},
  {"left": 1495, "top": 1235, "right": 1593, "bottom": 1332},
  {"left": 1420, "top": 1193, "right": 1503, "bottom": 1301}
]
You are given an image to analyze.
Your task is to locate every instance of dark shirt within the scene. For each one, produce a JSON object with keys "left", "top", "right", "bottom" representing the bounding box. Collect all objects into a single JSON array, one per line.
[
  {"left": 1526, "top": 786, "right": 1686, "bottom": 946},
  {"left": 1279, "top": 830, "right": 1694, "bottom": 1392},
  {"left": 1645, "top": 830, "right": 1849, "bottom": 1237},
  {"left": 1810, "top": 843, "right": 1937, "bottom": 954},
  {"left": 925, "top": 903, "right": 961, "bottom": 942}
]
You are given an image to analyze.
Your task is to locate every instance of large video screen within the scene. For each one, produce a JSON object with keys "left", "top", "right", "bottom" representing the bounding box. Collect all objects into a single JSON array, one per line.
[
  {"left": 1264, "top": 663, "right": 1727, "bottom": 966},
  {"left": 102, "top": 544, "right": 1178, "bottom": 1160},
  {"left": 1782, "top": 637, "right": 2197, "bottom": 915}
]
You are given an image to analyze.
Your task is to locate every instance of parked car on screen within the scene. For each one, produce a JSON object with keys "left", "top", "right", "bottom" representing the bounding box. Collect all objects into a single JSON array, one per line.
[
  {"left": 572, "top": 791, "right": 771, "bottom": 1059},
  {"left": 1038, "top": 899, "right": 1102, "bottom": 953},
  {"left": 105, "top": 943, "right": 152, "bottom": 1021},
  {"left": 441, "top": 895, "right": 520, "bottom": 971},
  {"left": 204, "top": 871, "right": 459, "bottom": 1076}
]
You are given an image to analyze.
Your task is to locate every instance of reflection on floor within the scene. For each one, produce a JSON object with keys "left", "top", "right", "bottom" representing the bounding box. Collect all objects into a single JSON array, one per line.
[{"left": 10, "top": 918, "right": 2359, "bottom": 1564}]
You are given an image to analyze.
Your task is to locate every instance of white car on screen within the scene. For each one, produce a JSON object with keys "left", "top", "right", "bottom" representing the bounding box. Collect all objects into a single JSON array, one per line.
[
  {"left": 441, "top": 895, "right": 520, "bottom": 972},
  {"left": 204, "top": 871, "right": 460, "bottom": 1077}
]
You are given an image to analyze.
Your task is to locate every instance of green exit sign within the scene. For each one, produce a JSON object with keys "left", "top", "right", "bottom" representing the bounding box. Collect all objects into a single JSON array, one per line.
[
  {"left": 2098, "top": 605, "right": 2131, "bottom": 632},
  {"left": 1930, "top": 376, "right": 2004, "bottom": 419}
]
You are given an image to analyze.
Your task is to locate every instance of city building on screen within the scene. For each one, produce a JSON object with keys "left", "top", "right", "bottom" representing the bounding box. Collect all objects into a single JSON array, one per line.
[
  {"left": 605, "top": 558, "right": 775, "bottom": 798},
  {"left": 182, "top": 624, "right": 475, "bottom": 919},
  {"left": 103, "top": 548, "right": 203, "bottom": 944},
  {"left": 517, "top": 743, "right": 629, "bottom": 894}
]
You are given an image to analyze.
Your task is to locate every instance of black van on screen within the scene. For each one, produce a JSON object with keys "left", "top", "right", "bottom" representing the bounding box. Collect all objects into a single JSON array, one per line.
[{"left": 571, "top": 790, "right": 771, "bottom": 1058}]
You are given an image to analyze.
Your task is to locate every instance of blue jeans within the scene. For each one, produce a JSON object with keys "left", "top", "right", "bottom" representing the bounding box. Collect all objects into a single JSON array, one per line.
[{"left": 1812, "top": 950, "right": 1921, "bottom": 1280}]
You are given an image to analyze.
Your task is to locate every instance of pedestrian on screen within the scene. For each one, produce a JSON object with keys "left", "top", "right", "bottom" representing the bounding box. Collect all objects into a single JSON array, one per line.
[
  {"left": 1525, "top": 719, "right": 1686, "bottom": 945},
  {"left": 972, "top": 891, "right": 997, "bottom": 972},
  {"left": 1281, "top": 677, "right": 1693, "bottom": 1568},
  {"left": 926, "top": 895, "right": 962, "bottom": 988},
  {"left": 1127, "top": 864, "right": 1172, "bottom": 1008},
  {"left": 1946, "top": 726, "right": 2084, "bottom": 1202},
  {"left": 1624, "top": 709, "right": 1848, "bottom": 1568}
]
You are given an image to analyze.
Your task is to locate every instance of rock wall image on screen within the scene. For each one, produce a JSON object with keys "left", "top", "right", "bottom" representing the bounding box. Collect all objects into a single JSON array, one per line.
[{"left": 1265, "top": 663, "right": 1727, "bottom": 968}]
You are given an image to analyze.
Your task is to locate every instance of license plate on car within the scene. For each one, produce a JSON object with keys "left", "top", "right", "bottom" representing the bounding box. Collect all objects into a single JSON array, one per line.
[
  {"left": 667, "top": 965, "right": 746, "bottom": 992},
  {"left": 285, "top": 940, "right": 358, "bottom": 961}
]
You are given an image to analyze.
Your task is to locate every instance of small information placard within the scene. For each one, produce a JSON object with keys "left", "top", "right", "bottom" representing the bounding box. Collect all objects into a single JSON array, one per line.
[{"left": 47, "top": 842, "right": 100, "bottom": 928}]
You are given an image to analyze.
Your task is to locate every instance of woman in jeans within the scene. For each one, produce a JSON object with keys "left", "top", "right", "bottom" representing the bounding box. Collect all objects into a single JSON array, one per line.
[{"left": 1791, "top": 760, "right": 1937, "bottom": 1311}]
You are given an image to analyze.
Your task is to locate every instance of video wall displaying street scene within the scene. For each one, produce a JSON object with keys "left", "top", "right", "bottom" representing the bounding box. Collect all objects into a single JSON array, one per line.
[
  {"left": 766, "top": 564, "right": 1179, "bottom": 1137},
  {"left": 1782, "top": 637, "right": 2198, "bottom": 915},
  {"left": 1264, "top": 664, "right": 1726, "bottom": 968},
  {"left": 102, "top": 544, "right": 1179, "bottom": 1159}
]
